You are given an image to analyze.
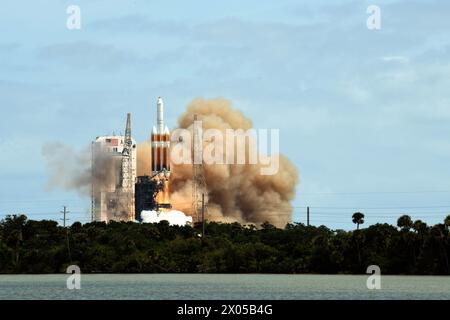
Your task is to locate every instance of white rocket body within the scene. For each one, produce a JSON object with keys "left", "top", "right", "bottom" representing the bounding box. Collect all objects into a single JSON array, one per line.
[
  {"left": 157, "top": 97, "right": 164, "bottom": 135},
  {"left": 150, "top": 97, "right": 171, "bottom": 208}
]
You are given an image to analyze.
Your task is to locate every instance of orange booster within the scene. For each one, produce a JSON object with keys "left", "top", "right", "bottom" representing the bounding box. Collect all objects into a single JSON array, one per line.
[{"left": 151, "top": 97, "right": 171, "bottom": 209}]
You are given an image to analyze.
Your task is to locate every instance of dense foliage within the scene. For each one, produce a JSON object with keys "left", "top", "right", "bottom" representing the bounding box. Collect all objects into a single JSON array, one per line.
[{"left": 0, "top": 214, "right": 449, "bottom": 274}]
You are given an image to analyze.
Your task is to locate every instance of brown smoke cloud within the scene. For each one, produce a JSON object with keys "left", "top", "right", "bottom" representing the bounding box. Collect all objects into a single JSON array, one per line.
[
  {"left": 44, "top": 98, "right": 299, "bottom": 227},
  {"left": 140, "top": 98, "right": 299, "bottom": 227},
  {"left": 137, "top": 140, "right": 151, "bottom": 177}
]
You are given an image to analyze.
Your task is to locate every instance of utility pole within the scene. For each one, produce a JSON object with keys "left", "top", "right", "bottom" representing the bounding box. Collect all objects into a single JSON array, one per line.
[
  {"left": 91, "top": 141, "right": 95, "bottom": 222},
  {"left": 61, "top": 206, "right": 70, "bottom": 227},
  {"left": 307, "top": 206, "right": 310, "bottom": 226},
  {"left": 201, "top": 193, "right": 205, "bottom": 238},
  {"left": 61, "top": 206, "right": 72, "bottom": 263}
]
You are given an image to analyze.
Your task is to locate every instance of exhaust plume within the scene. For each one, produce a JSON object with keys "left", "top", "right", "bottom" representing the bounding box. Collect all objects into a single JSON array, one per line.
[
  {"left": 44, "top": 98, "right": 299, "bottom": 227},
  {"left": 140, "top": 98, "right": 299, "bottom": 227}
]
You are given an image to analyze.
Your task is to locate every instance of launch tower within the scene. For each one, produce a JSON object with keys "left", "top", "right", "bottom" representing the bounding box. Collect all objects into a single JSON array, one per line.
[{"left": 92, "top": 114, "right": 137, "bottom": 222}]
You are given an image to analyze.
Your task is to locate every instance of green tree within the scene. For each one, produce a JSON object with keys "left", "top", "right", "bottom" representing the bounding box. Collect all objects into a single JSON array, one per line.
[
  {"left": 444, "top": 215, "right": 450, "bottom": 230},
  {"left": 1, "top": 214, "right": 27, "bottom": 269},
  {"left": 397, "top": 215, "right": 413, "bottom": 231},
  {"left": 413, "top": 220, "right": 428, "bottom": 234},
  {"left": 352, "top": 212, "right": 365, "bottom": 230},
  {"left": 430, "top": 224, "right": 450, "bottom": 273},
  {"left": 396, "top": 215, "right": 416, "bottom": 271},
  {"left": 1, "top": 214, "right": 449, "bottom": 275}
]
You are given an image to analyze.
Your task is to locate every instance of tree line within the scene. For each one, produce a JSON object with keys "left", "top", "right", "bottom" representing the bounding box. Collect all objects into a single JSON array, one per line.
[{"left": 0, "top": 213, "right": 449, "bottom": 274}]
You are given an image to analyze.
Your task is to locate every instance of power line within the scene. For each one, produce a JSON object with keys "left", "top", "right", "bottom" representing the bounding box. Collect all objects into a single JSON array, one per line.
[
  {"left": 297, "top": 205, "right": 450, "bottom": 209},
  {"left": 0, "top": 199, "right": 85, "bottom": 203},
  {"left": 4, "top": 208, "right": 447, "bottom": 217},
  {"left": 0, "top": 211, "right": 90, "bottom": 215},
  {"left": 300, "top": 190, "right": 450, "bottom": 195}
]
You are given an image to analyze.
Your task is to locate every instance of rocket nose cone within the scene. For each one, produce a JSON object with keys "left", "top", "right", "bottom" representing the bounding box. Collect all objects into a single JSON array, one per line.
[{"left": 152, "top": 126, "right": 157, "bottom": 134}]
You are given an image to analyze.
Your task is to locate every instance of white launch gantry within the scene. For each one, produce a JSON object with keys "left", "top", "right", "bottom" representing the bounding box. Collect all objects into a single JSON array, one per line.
[{"left": 91, "top": 114, "right": 137, "bottom": 222}]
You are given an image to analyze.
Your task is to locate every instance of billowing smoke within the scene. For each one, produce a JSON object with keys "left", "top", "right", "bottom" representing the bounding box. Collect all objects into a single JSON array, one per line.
[
  {"left": 42, "top": 142, "right": 130, "bottom": 221},
  {"left": 141, "top": 210, "right": 193, "bottom": 226},
  {"left": 43, "top": 142, "right": 121, "bottom": 195},
  {"left": 44, "top": 98, "right": 299, "bottom": 227},
  {"left": 140, "top": 98, "right": 299, "bottom": 227},
  {"left": 137, "top": 140, "right": 151, "bottom": 176}
]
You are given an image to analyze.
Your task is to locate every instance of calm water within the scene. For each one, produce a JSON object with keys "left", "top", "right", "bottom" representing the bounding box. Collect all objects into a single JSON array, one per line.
[{"left": 0, "top": 274, "right": 449, "bottom": 300}]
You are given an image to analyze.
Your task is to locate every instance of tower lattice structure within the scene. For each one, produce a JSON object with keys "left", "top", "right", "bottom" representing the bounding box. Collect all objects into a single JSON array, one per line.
[{"left": 192, "top": 114, "right": 207, "bottom": 223}]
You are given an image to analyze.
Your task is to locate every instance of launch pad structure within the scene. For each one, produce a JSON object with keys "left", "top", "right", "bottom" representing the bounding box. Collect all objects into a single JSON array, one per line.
[
  {"left": 91, "top": 97, "right": 208, "bottom": 224},
  {"left": 91, "top": 97, "right": 174, "bottom": 223},
  {"left": 91, "top": 114, "right": 137, "bottom": 223}
]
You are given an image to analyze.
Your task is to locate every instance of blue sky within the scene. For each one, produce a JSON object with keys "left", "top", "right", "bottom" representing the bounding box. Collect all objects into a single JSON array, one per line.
[{"left": 1, "top": 0, "right": 450, "bottom": 229}]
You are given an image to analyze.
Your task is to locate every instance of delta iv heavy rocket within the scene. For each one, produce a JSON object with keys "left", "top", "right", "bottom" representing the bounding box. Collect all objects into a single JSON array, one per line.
[{"left": 151, "top": 97, "right": 171, "bottom": 209}]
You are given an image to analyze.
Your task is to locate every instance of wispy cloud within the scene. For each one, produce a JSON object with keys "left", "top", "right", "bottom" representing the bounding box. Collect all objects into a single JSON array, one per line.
[
  {"left": 89, "top": 14, "right": 189, "bottom": 37},
  {"left": 381, "top": 56, "right": 409, "bottom": 63},
  {"left": 36, "top": 41, "right": 144, "bottom": 71},
  {"left": 0, "top": 42, "right": 20, "bottom": 52}
]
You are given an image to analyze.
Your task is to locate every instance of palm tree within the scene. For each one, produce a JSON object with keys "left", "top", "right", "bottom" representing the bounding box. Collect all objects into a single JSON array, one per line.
[
  {"left": 413, "top": 220, "right": 428, "bottom": 236},
  {"left": 431, "top": 224, "right": 450, "bottom": 273},
  {"left": 2, "top": 214, "right": 27, "bottom": 268},
  {"left": 397, "top": 215, "right": 413, "bottom": 231},
  {"left": 396, "top": 215, "right": 414, "bottom": 269},
  {"left": 444, "top": 215, "right": 450, "bottom": 230},
  {"left": 413, "top": 219, "right": 426, "bottom": 231},
  {"left": 352, "top": 212, "right": 365, "bottom": 230}
]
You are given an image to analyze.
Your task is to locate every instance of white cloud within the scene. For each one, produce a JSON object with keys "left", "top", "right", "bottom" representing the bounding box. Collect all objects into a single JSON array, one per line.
[{"left": 381, "top": 56, "right": 410, "bottom": 63}]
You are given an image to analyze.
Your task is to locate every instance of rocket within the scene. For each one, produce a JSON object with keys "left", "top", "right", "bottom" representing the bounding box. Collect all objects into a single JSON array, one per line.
[
  {"left": 151, "top": 97, "right": 171, "bottom": 208},
  {"left": 151, "top": 97, "right": 171, "bottom": 174}
]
